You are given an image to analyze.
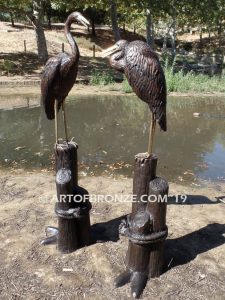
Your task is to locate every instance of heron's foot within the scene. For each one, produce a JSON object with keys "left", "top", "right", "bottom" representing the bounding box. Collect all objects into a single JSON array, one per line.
[
  {"left": 40, "top": 226, "right": 58, "bottom": 245},
  {"left": 131, "top": 272, "right": 148, "bottom": 299},
  {"left": 115, "top": 269, "right": 148, "bottom": 299}
]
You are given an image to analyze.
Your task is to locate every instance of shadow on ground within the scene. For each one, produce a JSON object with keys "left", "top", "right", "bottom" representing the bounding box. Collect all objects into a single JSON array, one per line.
[
  {"left": 91, "top": 197, "right": 225, "bottom": 273},
  {"left": 165, "top": 223, "right": 225, "bottom": 269},
  {"left": 0, "top": 52, "right": 40, "bottom": 75},
  {"left": 91, "top": 215, "right": 126, "bottom": 243},
  {"left": 168, "top": 194, "right": 221, "bottom": 205}
]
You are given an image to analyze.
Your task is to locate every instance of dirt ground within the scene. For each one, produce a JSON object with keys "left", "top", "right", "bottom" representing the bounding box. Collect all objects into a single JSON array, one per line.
[
  {"left": 0, "top": 169, "right": 224, "bottom": 300},
  {"left": 0, "top": 21, "right": 143, "bottom": 80}
]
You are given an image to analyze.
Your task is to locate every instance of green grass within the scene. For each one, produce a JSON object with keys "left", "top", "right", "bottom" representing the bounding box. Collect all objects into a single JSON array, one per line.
[
  {"left": 164, "top": 58, "right": 225, "bottom": 93},
  {"left": 89, "top": 57, "right": 225, "bottom": 94},
  {"left": 90, "top": 69, "right": 115, "bottom": 86},
  {"left": 122, "top": 77, "right": 133, "bottom": 93},
  {"left": 1, "top": 59, "right": 14, "bottom": 75}
]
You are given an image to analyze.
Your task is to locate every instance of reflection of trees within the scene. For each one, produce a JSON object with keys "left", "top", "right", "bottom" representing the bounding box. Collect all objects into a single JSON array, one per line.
[{"left": 0, "top": 95, "right": 224, "bottom": 180}]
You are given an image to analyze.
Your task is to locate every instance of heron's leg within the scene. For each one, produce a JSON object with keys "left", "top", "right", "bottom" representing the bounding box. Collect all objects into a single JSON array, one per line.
[
  {"left": 54, "top": 100, "right": 58, "bottom": 144},
  {"left": 62, "top": 102, "right": 69, "bottom": 143},
  {"left": 148, "top": 113, "right": 156, "bottom": 155}
]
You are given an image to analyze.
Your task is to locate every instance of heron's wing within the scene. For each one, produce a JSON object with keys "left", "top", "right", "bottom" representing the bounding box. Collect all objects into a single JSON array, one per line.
[
  {"left": 126, "top": 45, "right": 167, "bottom": 131},
  {"left": 41, "top": 56, "right": 61, "bottom": 120},
  {"left": 59, "top": 54, "right": 73, "bottom": 75}
]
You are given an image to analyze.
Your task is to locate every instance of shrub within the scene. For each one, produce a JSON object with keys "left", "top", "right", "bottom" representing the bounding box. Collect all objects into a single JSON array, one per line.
[
  {"left": 90, "top": 70, "right": 115, "bottom": 85},
  {"left": 2, "top": 59, "right": 14, "bottom": 75},
  {"left": 163, "top": 57, "right": 225, "bottom": 93}
]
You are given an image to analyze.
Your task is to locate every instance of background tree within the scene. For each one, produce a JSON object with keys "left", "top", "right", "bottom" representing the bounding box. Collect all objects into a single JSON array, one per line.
[{"left": 0, "top": 0, "right": 48, "bottom": 63}]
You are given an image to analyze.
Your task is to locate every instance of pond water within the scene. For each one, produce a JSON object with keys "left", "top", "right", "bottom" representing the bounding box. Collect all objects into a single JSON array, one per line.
[{"left": 0, "top": 94, "right": 225, "bottom": 184}]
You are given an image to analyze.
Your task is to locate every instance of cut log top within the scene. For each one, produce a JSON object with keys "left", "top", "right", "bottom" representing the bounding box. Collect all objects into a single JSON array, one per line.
[
  {"left": 54, "top": 140, "right": 78, "bottom": 152},
  {"left": 56, "top": 168, "right": 72, "bottom": 185},
  {"left": 55, "top": 140, "right": 79, "bottom": 186},
  {"left": 149, "top": 177, "right": 169, "bottom": 196},
  {"left": 134, "top": 153, "right": 157, "bottom": 163}
]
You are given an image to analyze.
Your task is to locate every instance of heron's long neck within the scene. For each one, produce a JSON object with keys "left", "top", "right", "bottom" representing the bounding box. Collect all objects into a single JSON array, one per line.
[{"left": 65, "top": 19, "right": 79, "bottom": 57}]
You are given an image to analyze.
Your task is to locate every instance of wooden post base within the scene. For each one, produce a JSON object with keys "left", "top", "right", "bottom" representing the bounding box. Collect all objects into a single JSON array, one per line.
[
  {"left": 115, "top": 153, "right": 169, "bottom": 298},
  {"left": 41, "top": 141, "right": 91, "bottom": 253}
]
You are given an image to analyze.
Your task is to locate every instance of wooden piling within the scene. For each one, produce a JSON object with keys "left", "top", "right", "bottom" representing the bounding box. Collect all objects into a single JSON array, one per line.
[
  {"left": 62, "top": 42, "right": 65, "bottom": 53},
  {"left": 41, "top": 141, "right": 91, "bottom": 253},
  {"left": 24, "top": 40, "right": 26, "bottom": 53},
  {"left": 55, "top": 141, "right": 91, "bottom": 253},
  {"left": 93, "top": 44, "right": 96, "bottom": 58},
  {"left": 148, "top": 177, "right": 168, "bottom": 277},
  {"left": 116, "top": 153, "right": 168, "bottom": 298}
]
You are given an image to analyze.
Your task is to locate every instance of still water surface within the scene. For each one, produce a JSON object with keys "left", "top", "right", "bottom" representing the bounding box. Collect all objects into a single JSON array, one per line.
[{"left": 0, "top": 94, "right": 225, "bottom": 183}]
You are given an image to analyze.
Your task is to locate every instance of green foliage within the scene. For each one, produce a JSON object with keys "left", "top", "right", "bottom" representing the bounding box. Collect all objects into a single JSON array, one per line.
[
  {"left": 1, "top": 60, "right": 14, "bottom": 75},
  {"left": 90, "top": 69, "right": 115, "bottom": 85},
  {"left": 122, "top": 78, "right": 133, "bottom": 93},
  {"left": 163, "top": 59, "right": 225, "bottom": 93}
]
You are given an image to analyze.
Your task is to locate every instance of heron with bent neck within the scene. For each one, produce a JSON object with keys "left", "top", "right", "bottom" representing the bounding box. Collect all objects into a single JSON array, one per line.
[
  {"left": 41, "top": 12, "right": 90, "bottom": 144},
  {"left": 102, "top": 40, "right": 167, "bottom": 155}
]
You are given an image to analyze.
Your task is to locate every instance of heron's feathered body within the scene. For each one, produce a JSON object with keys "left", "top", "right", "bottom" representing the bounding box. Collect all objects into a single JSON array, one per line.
[
  {"left": 41, "top": 52, "right": 79, "bottom": 120},
  {"left": 109, "top": 40, "right": 167, "bottom": 131},
  {"left": 41, "top": 12, "right": 89, "bottom": 122}
]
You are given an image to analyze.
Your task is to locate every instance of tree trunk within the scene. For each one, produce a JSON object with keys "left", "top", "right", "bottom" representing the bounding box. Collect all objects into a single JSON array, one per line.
[
  {"left": 146, "top": 1, "right": 154, "bottom": 48},
  {"left": 108, "top": 0, "right": 121, "bottom": 41},
  {"left": 45, "top": 0, "right": 52, "bottom": 29},
  {"left": 47, "top": 15, "right": 51, "bottom": 29},
  {"left": 163, "top": 35, "right": 167, "bottom": 51},
  {"left": 218, "top": 22, "right": 222, "bottom": 48},
  {"left": 30, "top": 0, "right": 48, "bottom": 63},
  {"left": 170, "top": 9, "right": 176, "bottom": 62},
  {"left": 199, "top": 26, "right": 203, "bottom": 48},
  {"left": 32, "top": 18, "right": 48, "bottom": 63},
  {"left": 91, "top": 18, "right": 96, "bottom": 37},
  {"left": 208, "top": 28, "right": 211, "bottom": 39},
  {"left": 10, "top": 13, "right": 15, "bottom": 27}
]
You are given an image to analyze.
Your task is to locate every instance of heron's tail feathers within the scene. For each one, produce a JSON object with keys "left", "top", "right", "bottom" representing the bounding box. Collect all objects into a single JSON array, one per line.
[
  {"left": 158, "top": 112, "right": 167, "bottom": 132},
  {"left": 42, "top": 97, "right": 62, "bottom": 120},
  {"left": 44, "top": 97, "right": 55, "bottom": 120}
]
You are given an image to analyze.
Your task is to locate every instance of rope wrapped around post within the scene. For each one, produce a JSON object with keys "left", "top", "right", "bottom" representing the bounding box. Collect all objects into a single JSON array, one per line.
[
  {"left": 115, "top": 153, "right": 169, "bottom": 298},
  {"left": 41, "top": 141, "right": 92, "bottom": 253}
]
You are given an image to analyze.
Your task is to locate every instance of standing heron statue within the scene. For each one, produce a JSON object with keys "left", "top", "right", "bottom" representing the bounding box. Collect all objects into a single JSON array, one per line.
[
  {"left": 41, "top": 12, "right": 90, "bottom": 143},
  {"left": 102, "top": 40, "right": 167, "bottom": 155}
]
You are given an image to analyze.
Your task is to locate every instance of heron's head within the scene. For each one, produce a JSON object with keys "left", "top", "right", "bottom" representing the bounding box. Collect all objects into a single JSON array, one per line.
[
  {"left": 69, "top": 12, "right": 90, "bottom": 28},
  {"left": 102, "top": 40, "right": 128, "bottom": 59}
]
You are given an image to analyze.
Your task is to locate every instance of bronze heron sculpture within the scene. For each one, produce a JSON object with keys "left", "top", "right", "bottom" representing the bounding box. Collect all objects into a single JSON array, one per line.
[
  {"left": 41, "top": 12, "right": 90, "bottom": 143},
  {"left": 102, "top": 40, "right": 167, "bottom": 155}
]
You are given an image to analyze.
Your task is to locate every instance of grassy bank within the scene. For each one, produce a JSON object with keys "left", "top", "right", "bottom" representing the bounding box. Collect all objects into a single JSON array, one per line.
[
  {"left": 165, "top": 64, "right": 225, "bottom": 93},
  {"left": 90, "top": 60, "right": 225, "bottom": 94},
  {"left": 1, "top": 59, "right": 224, "bottom": 96}
]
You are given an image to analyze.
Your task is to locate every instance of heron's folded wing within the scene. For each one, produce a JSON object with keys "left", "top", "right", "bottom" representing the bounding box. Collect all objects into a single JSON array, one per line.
[
  {"left": 41, "top": 57, "right": 61, "bottom": 119},
  {"left": 126, "top": 45, "right": 167, "bottom": 130}
]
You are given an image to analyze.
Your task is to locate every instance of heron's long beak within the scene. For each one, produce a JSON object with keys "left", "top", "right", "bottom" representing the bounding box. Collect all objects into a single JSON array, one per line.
[
  {"left": 78, "top": 15, "right": 90, "bottom": 28},
  {"left": 101, "top": 44, "right": 119, "bottom": 58}
]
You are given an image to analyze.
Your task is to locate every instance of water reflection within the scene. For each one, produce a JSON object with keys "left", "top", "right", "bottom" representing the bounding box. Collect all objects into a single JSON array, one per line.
[{"left": 0, "top": 94, "right": 225, "bottom": 183}]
